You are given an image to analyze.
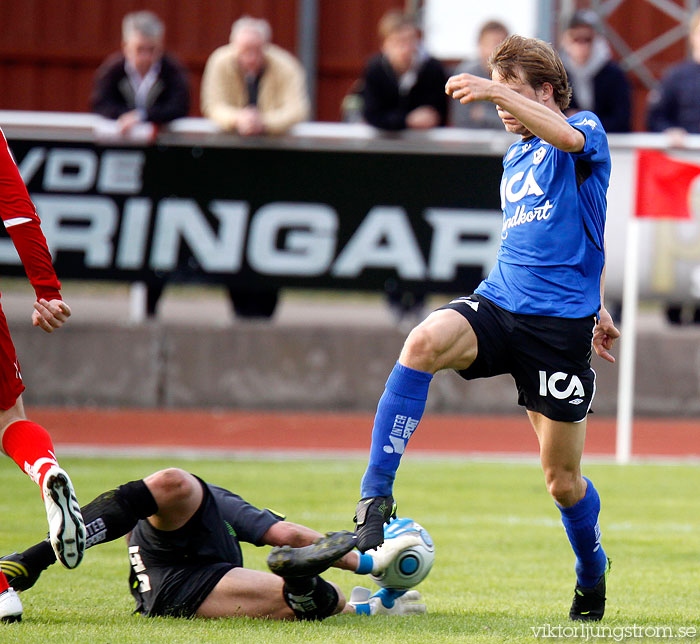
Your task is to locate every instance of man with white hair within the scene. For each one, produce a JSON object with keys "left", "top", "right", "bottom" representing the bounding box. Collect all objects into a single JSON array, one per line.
[
  {"left": 201, "top": 16, "right": 310, "bottom": 136},
  {"left": 92, "top": 10, "right": 190, "bottom": 135}
]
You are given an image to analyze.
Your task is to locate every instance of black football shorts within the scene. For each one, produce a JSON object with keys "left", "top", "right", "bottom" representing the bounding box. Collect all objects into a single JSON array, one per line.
[
  {"left": 439, "top": 294, "right": 597, "bottom": 423},
  {"left": 127, "top": 478, "right": 280, "bottom": 618}
]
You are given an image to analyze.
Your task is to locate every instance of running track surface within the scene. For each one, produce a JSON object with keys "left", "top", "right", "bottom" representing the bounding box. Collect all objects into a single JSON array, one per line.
[{"left": 27, "top": 408, "right": 700, "bottom": 460}]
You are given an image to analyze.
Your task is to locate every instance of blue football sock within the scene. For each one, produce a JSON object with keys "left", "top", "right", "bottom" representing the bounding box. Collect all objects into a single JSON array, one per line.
[
  {"left": 557, "top": 476, "right": 607, "bottom": 588},
  {"left": 360, "top": 362, "right": 432, "bottom": 498}
]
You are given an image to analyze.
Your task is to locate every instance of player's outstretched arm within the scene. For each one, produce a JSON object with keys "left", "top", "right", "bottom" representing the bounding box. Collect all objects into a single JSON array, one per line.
[
  {"left": 445, "top": 73, "right": 584, "bottom": 153},
  {"left": 32, "top": 298, "right": 71, "bottom": 334}
]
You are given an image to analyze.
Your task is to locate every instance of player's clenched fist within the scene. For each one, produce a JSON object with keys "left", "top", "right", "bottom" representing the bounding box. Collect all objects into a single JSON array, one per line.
[
  {"left": 445, "top": 73, "right": 493, "bottom": 104},
  {"left": 32, "top": 298, "right": 72, "bottom": 333}
]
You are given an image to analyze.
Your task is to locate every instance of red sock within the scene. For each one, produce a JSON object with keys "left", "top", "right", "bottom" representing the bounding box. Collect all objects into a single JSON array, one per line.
[
  {"left": 2, "top": 420, "right": 59, "bottom": 493},
  {"left": 0, "top": 570, "right": 9, "bottom": 593}
]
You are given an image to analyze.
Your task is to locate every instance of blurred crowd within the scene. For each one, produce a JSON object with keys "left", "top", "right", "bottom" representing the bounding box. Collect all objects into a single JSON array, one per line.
[{"left": 91, "top": 8, "right": 700, "bottom": 142}]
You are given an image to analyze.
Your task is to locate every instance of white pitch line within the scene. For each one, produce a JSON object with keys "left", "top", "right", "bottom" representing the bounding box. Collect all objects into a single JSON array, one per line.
[{"left": 54, "top": 444, "right": 700, "bottom": 466}]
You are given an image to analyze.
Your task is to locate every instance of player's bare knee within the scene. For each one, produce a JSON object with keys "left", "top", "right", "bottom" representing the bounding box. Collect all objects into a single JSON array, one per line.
[
  {"left": 400, "top": 325, "right": 441, "bottom": 372},
  {"left": 0, "top": 398, "right": 26, "bottom": 437},
  {"left": 545, "top": 470, "right": 579, "bottom": 506},
  {"left": 145, "top": 468, "right": 195, "bottom": 506}
]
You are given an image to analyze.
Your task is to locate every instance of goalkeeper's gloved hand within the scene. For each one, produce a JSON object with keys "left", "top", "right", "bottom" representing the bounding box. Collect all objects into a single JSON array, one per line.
[
  {"left": 349, "top": 586, "right": 426, "bottom": 616},
  {"left": 365, "top": 532, "right": 423, "bottom": 574}
]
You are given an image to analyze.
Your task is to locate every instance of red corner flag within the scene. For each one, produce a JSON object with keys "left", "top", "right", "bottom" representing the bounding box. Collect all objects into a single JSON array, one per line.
[{"left": 635, "top": 149, "right": 700, "bottom": 219}]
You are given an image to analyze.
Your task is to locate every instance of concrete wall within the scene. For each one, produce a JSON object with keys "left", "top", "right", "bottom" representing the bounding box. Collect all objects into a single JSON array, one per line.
[{"left": 12, "top": 322, "right": 700, "bottom": 416}]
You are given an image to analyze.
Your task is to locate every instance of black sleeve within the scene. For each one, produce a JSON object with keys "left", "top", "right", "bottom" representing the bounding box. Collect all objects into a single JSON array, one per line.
[
  {"left": 145, "top": 55, "right": 191, "bottom": 124},
  {"left": 362, "top": 56, "right": 407, "bottom": 131},
  {"left": 415, "top": 58, "right": 448, "bottom": 126},
  {"left": 91, "top": 56, "right": 130, "bottom": 119},
  {"left": 208, "top": 485, "right": 282, "bottom": 546},
  {"left": 600, "top": 65, "right": 631, "bottom": 133}
]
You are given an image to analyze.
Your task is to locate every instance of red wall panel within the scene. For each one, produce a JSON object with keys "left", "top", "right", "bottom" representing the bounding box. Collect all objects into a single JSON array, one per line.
[
  {"left": 0, "top": 0, "right": 409, "bottom": 121},
  {"left": 0, "top": 0, "right": 300, "bottom": 114}
]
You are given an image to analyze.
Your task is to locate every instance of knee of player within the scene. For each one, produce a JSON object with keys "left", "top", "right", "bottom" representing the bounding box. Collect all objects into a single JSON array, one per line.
[
  {"left": 401, "top": 325, "right": 441, "bottom": 371},
  {"left": 145, "top": 468, "right": 194, "bottom": 505},
  {"left": 544, "top": 469, "right": 579, "bottom": 505}
]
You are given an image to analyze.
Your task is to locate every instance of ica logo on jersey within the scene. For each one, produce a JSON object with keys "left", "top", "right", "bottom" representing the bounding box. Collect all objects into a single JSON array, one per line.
[
  {"left": 502, "top": 168, "right": 543, "bottom": 204},
  {"left": 500, "top": 147, "right": 554, "bottom": 240}
]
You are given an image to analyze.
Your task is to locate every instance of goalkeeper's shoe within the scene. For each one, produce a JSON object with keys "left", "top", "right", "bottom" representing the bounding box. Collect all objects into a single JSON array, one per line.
[
  {"left": 349, "top": 586, "right": 426, "bottom": 616},
  {"left": 569, "top": 558, "right": 611, "bottom": 621},
  {"left": 0, "top": 588, "right": 22, "bottom": 623},
  {"left": 353, "top": 496, "right": 396, "bottom": 553},
  {"left": 0, "top": 552, "right": 42, "bottom": 592},
  {"left": 267, "top": 531, "right": 357, "bottom": 578},
  {"left": 43, "top": 467, "right": 86, "bottom": 570}
]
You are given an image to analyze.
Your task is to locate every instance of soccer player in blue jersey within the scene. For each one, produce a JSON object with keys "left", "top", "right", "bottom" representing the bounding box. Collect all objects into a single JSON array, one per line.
[{"left": 352, "top": 35, "right": 620, "bottom": 621}]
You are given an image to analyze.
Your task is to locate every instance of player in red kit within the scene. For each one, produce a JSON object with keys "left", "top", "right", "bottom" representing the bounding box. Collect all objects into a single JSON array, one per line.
[{"left": 0, "top": 130, "right": 86, "bottom": 623}]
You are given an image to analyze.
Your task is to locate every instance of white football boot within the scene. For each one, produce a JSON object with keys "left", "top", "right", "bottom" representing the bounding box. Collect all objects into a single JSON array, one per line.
[
  {"left": 43, "top": 466, "right": 86, "bottom": 569},
  {"left": 0, "top": 587, "right": 22, "bottom": 623}
]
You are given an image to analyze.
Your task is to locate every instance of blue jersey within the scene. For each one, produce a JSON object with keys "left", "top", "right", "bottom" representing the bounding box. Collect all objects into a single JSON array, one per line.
[{"left": 475, "top": 111, "right": 610, "bottom": 318}]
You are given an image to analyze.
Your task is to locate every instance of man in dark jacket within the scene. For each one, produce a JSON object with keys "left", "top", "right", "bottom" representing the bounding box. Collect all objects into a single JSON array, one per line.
[
  {"left": 362, "top": 10, "right": 447, "bottom": 131},
  {"left": 92, "top": 10, "right": 190, "bottom": 135},
  {"left": 560, "top": 10, "right": 631, "bottom": 133},
  {"left": 647, "top": 8, "right": 700, "bottom": 137}
]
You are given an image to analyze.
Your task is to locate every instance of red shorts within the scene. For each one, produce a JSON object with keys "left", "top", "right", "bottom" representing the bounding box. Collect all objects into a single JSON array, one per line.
[{"left": 0, "top": 300, "right": 24, "bottom": 410}]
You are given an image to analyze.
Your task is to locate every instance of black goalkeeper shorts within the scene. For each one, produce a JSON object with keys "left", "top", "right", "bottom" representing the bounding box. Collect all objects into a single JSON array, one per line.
[
  {"left": 439, "top": 294, "right": 597, "bottom": 423},
  {"left": 127, "top": 481, "right": 239, "bottom": 618}
]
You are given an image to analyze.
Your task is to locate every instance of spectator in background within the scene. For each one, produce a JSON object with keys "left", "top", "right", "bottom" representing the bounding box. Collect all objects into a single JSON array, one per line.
[
  {"left": 559, "top": 9, "right": 631, "bottom": 133},
  {"left": 648, "top": 9, "right": 700, "bottom": 324},
  {"left": 450, "top": 20, "right": 509, "bottom": 129},
  {"left": 362, "top": 10, "right": 447, "bottom": 131},
  {"left": 201, "top": 16, "right": 309, "bottom": 136},
  {"left": 92, "top": 11, "right": 190, "bottom": 135},
  {"left": 648, "top": 8, "right": 700, "bottom": 139}
]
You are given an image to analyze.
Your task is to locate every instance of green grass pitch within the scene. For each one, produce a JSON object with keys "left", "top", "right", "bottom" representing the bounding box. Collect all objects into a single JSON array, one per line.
[{"left": 1, "top": 456, "right": 699, "bottom": 643}]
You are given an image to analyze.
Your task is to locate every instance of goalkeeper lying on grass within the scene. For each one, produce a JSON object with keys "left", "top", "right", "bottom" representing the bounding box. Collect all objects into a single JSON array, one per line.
[{"left": 1, "top": 467, "right": 425, "bottom": 621}]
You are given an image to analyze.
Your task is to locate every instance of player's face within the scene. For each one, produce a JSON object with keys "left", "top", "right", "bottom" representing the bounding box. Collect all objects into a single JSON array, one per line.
[
  {"left": 492, "top": 68, "right": 542, "bottom": 138},
  {"left": 123, "top": 33, "right": 162, "bottom": 77}
]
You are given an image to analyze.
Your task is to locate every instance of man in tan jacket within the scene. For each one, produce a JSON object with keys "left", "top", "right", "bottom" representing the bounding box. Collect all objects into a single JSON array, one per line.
[{"left": 201, "top": 16, "right": 310, "bottom": 135}]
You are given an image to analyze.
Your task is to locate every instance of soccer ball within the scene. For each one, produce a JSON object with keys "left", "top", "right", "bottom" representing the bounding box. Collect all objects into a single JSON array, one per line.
[{"left": 370, "top": 517, "right": 434, "bottom": 590}]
